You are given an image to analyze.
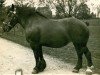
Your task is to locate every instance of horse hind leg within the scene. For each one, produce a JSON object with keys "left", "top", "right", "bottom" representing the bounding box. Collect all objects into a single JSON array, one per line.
[
  {"left": 73, "top": 43, "right": 84, "bottom": 73},
  {"left": 83, "top": 46, "right": 94, "bottom": 74},
  {"left": 73, "top": 43, "right": 94, "bottom": 74},
  {"left": 83, "top": 46, "right": 93, "bottom": 67},
  {"left": 30, "top": 43, "right": 46, "bottom": 74}
]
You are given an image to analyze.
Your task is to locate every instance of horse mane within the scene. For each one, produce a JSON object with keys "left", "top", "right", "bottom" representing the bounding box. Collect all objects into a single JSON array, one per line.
[
  {"left": 35, "top": 11, "right": 48, "bottom": 19},
  {"left": 16, "top": 5, "right": 48, "bottom": 19}
]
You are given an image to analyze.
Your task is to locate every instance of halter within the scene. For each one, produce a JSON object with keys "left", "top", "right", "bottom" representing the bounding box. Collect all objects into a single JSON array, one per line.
[
  {"left": 3, "top": 21, "right": 13, "bottom": 28},
  {"left": 3, "top": 8, "right": 17, "bottom": 28}
]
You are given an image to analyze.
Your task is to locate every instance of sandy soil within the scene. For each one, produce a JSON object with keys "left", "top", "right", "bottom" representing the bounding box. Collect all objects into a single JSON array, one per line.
[{"left": 0, "top": 38, "right": 99, "bottom": 75}]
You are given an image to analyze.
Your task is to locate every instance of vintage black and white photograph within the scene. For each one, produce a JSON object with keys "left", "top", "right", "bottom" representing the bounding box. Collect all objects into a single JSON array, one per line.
[{"left": 0, "top": 0, "right": 100, "bottom": 75}]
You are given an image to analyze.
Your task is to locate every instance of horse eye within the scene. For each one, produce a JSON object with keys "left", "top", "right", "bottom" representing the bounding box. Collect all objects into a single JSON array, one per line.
[{"left": 14, "top": 17, "right": 16, "bottom": 19}]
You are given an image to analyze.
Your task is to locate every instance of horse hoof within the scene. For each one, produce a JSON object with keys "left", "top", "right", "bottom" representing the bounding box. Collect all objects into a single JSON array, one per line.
[
  {"left": 72, "top": 68, "right": 79, "bottom": 73},
  {"left": 32, "top": 69, "right": 38, "bottom": 74},
  {"left": 86, "top": 66, "right": 93, "bottom": 75}
]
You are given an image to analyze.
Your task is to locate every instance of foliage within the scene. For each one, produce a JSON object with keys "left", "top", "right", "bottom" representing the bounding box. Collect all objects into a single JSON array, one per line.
[
  {"left": 0, "top": 0, "right": 4, "bottom": 14},
  {"left": 67, "top": 0, "right": 77, "bottom": 17},
  {"left": 37, "top": 6, "right": 52, "bottom": 18},
  {"left": 55, "top": 1, "right": 67, "bottom": 18},
  {"left": 0, "top": 0, "right": 4, "bottom": 7},
  {"left": 74, "top": 3, "right": 91, "bottom": 19},
  {"left": 45, "top": 0, "right": 78, "bottom": 18},
  {"left": 90, "top": 12, "right": 96, "bottom": 19},
  {"left": 14, "top": 0, "right": 35, "bottom": 7}
]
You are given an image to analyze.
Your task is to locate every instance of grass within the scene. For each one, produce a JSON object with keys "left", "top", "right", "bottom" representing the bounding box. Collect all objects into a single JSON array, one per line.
[
  {"left": 88, "top": 26, "right": 100, "bottom": 73},
  {"left": 0, "top": 19, "right": 100, "bottom": 74}
]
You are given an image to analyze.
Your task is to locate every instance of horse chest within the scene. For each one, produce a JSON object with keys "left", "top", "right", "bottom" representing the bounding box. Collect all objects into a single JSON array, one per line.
[{"left": 25, "top": 27, "right": 40, "bottom": 43}]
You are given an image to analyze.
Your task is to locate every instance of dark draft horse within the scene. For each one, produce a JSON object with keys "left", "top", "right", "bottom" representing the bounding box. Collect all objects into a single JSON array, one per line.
[{"left": 2, "top": 4, "right": 94, "bottom": 74}]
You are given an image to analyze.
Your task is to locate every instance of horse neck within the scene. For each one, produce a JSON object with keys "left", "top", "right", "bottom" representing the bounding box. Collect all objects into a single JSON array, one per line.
[
  {"left": 18, "top": 13, "right": 47, "bottom": 29},
  {"left": 31, "top": 12, "right": 48, "bottom": 20}
]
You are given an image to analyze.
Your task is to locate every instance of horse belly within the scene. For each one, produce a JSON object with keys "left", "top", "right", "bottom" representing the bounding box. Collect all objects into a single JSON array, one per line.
[
  {"left": 40, "top": 32, "right": 69, "bottom": 48},
  {"left": 42, "top": 39, "right": 69, "bottom": 48}
]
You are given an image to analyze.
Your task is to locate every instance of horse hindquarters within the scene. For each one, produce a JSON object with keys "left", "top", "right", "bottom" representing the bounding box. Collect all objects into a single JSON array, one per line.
[
  {"left": 68, "top": 19, "right": 93, "bottom": 72},
  {"left": 72, "top": 43, "right": 84, "bottom": 73}
]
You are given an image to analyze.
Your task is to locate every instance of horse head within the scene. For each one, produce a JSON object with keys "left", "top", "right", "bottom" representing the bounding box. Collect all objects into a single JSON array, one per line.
[{"left": 2, "top": 4, "right": 19, "bottom": 32}]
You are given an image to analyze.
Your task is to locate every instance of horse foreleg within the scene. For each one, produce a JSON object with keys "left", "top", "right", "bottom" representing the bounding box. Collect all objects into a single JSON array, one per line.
[
  {"left": 38, "top": 45, "right": 46, "bottom": 72},
  {"left": 30, "top": 44, "right": 46, "bottom": 74}
]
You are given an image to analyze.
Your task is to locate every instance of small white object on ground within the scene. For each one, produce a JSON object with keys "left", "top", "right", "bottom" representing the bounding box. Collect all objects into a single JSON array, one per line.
[{"left": 15, "top": 69, "right": 23, "bottom": 75}]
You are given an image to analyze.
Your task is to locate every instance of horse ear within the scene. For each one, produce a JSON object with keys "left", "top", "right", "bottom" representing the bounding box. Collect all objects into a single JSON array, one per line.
[{"left": 11, "top": 4, "right": 14, "bottom": 11}]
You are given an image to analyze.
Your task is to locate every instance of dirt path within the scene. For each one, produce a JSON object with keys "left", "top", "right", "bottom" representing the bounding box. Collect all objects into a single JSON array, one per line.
[{"left": 0, "top": 38, "right": 98, "bottom": 75}]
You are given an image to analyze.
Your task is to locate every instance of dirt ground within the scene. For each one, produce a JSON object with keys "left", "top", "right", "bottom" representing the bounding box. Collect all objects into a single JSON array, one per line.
[{"left": 0, "top": 38, "right": 99, "bottom": 75}]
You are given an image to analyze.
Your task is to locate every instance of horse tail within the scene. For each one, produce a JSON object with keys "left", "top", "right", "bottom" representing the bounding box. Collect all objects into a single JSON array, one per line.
[{"left": 84, "top": 21, "right": 89, "bottom": 26}]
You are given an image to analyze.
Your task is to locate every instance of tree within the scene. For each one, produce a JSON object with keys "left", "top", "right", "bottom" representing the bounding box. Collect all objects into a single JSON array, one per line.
[
  {"left": 97, "top": 5, "right": 100, "bottom": 18},
  {"left": 74, "top": 3, "right": 91, "bottom": 19},
  {"left": 55, "top": 0, "right": 67, "bottom": 18},
  {"left": 0, "top": 0, "right": 4, "bottom": 7},
  {"left": 46, "top": 0, "right": 77, "bottom": 18},
  {"left": 90, "top": 12, "right": 96, "bottom": 18},
  {"left": 14, "top": 0, "right": 35, "bottom": 7},
  {"left": 53, "top": 0, "right": 77, "bottom": 18},
  {"left": 0, "top": 0, "right": 4, "bottom": 14},
  {"left": 67, "top": 0, "right": 77, "bottom": 17}
]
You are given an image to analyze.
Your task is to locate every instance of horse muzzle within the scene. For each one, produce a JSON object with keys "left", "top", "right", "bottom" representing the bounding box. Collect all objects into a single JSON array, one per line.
[{"left": 2, "top": 22, "right": 9, "bottom": 32}]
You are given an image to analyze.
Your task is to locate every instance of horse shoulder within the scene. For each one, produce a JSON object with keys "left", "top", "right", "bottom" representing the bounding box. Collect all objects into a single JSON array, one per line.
[{"left": 25, "top": 26, "right": 40, "bottom": 43}]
